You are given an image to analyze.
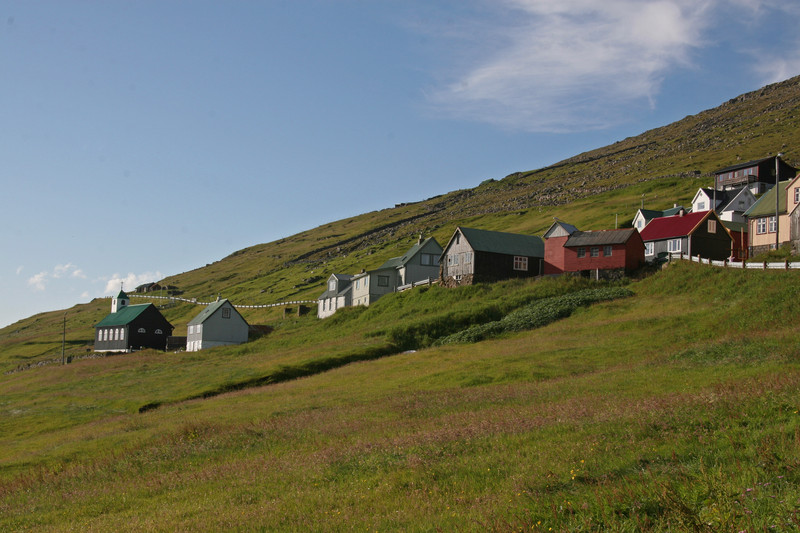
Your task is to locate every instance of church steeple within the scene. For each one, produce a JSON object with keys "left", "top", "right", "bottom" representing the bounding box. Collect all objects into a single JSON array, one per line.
[{"left": 111, "top": 285, "right": 129, "bottom": 313}]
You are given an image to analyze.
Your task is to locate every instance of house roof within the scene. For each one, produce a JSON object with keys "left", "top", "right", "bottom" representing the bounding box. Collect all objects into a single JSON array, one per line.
[
  {"left": 636, "top": 206, "right": 685, "bottom": 223},
  {"left": 318, "top": 274, "right": 354, "bottom": 300},
  {"left": 564, "top": 228, "right": 638, "bottom": 247},
  {"left": 95, "top": 304, "right": 154, "bottom": 327},
  {"left": 115, "top": 289, "right": 129, "bottom": 300},
  {"left": 714, "top": 157, "right": 777, "bottom": 174},
  {"left": 450, "top": 227, "right": 544, "bottom": 257},
  {"left": 743, "top": 181, "right": 789, "bottom": 217},
  {"left": 376, "top": 237, "right": 442, "bottom": 270},
  {"left": 543, "top": 220, "right": 579, "bottom": 238},
  {"left": 187, "top": 298, "right": 246, "bottom": 326},
  {"left": 638, "top": 211, "right": 712, "bottom": 241}
]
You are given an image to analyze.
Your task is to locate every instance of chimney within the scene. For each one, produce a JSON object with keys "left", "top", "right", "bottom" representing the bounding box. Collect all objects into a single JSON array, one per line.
[
  {"left": 418, "top": 234, "right": 423, "bottom": 245},
  {"left": 679, "top": 208, "right": 685, "bottom": 217}
]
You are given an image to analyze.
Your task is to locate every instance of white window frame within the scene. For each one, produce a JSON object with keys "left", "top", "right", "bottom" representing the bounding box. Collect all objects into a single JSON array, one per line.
[
  {"left": 757, "top": 218, "right": 767, "bottom": 234},
  {"left": 667, "top": 239, "right": 681, "bottom": 253},
  {"left": 513, "top": 256, "right": 528, "bottom": 271},
  {"left": 769, "top": 216, "right": 777, "bottom": 233},
  {"left": 645, "top": 242, "right": 654, "bottom": 256}
]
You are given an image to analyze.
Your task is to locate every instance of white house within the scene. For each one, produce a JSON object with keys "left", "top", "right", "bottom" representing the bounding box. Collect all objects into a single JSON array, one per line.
[
  {"left": 632, "top": 205, "right": 686, "bottom": 232},
  {"left": 186, "top": 298, "right": 249, "bottom": 352},
  {"left": 691, "top": 186, "right": 756, "bottom": 223},
  {"left": 317, "top": 274, "right": 354, "bottom": 319}
]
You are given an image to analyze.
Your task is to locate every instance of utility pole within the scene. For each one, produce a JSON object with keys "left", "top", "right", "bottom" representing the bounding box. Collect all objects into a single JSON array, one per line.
[
  {"left": 61, "top": 312, "right": 66, "bottom": 365},
  {"left": 776, "top": 153, "right": 783, "bottom": 250}
]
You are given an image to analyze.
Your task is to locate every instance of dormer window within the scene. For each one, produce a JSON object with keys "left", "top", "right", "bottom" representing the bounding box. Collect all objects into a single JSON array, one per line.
[{"left": 329, "top": 281, "right": 336, "bottom": 291}]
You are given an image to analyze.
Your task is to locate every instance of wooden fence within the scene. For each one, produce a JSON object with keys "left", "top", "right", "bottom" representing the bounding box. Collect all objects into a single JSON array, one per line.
[{"left": 669, "top": 253, "right": 800, "bottom": 270}]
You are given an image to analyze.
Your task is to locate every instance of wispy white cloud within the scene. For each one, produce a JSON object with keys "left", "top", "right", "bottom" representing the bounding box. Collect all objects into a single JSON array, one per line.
[
  {"left": 26, "top": 263, "right": 87, "bottom": 291},
  {"left": 426, "top": 0, "right": 794, "bottom": 132},
  {"left": 16, "top": 266, "right": 23, "bottom": 276},
  {"left": 27, "top": 272, "right": 48, "bottom": 291},
  {"left": 104, "top": 272, "right": 163, "bottom": 295}
]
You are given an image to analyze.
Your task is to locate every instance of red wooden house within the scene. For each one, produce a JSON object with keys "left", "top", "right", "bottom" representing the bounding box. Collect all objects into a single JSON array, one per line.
[{"left": 543, "top": 221, "right": 645, "bottom": 277}]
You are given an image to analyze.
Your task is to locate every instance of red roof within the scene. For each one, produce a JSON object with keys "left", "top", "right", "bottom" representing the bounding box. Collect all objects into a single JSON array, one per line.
[{"left": 639, "top": 211, "right": 711, "bottom": 241}]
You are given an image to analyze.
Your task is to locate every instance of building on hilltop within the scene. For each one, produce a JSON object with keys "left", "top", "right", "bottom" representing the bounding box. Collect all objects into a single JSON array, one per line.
[
  {"left": 690, "top": 186, "right": 756, "bottom": 223},
  {"left": 714, "top": 156, "right": 796, "bottom": 194},
  {"left": 317, "top": 274, "right": 354, "bottom": 319},
  {"left": 186, "top": 298, "right": 249, "bottom": 352},
  {"left": 439, "top": 227, "right": 543, "bottom": 287},
  {"left": 94, "top": 290, "right": 174, "bottom": 353}
]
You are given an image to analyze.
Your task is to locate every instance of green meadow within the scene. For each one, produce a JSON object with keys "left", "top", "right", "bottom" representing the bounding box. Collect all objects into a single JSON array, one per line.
[{"left": 2, "top": 262, "right": 800, "bottom": 531}]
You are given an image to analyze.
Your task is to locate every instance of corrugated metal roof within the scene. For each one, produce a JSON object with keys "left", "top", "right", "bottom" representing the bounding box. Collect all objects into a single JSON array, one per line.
[
  {"left": 457, "top": 227, "right": 544, "bottom": 257},
  {"left": 714, "top": 157, "right": 773, "bottom": 174},
  {"left": 187, "top": 299, "right": 245, "bottom": 326},
  {"left": 564, "top": 228, "right": 638, "bottom": 247},
  {"left": 743, "top": 181, "right": 789, "bottom": 217},
  {"left": 95, "top": 304, "right": 152, "bottom": 327},
  {"left": 639, "top": 211, "right": 710, "bottom": 241}
]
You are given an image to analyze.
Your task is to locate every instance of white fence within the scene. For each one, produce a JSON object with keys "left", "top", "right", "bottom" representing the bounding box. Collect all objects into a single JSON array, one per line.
[
  {"left": 129, "top": 294, "right": 316, "bottom": 308},
  {"left": 669, "top": 253, "right": 800, "bottom": 270},
  {"left": 397, "top": 278, "right": 438, "bottom": 292}
]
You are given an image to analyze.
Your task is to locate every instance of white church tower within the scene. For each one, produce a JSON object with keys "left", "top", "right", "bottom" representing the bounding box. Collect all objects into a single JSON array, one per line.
[{"left": 111, "top": 288, "right": 130, "bottom": 313}]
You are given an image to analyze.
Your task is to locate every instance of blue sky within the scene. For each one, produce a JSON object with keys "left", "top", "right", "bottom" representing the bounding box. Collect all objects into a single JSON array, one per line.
[{"left": 2, "top": 0, "right": 799, "bottom": 328}]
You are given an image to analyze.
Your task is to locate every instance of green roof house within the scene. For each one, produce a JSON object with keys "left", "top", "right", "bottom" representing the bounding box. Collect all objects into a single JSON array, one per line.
[
  {"left": 186, "top": 298, "right": 249, "bottom": 352},
  {"left": 439, "top": 227, "right": 544, "bottom": 287}
]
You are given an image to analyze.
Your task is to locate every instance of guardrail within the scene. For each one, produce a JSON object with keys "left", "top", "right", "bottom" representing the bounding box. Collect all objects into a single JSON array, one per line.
[
  {"left": 397, "top": 277, "right": 438, "bottom": 292},
  {"left": 669, "top": 253, "right": 800, "bottom": 270}
]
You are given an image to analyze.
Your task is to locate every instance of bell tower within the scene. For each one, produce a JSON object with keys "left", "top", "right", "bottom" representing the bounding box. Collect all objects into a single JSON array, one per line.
[{"left": 111, "top": 286, "right": 129, "bottom": 313}]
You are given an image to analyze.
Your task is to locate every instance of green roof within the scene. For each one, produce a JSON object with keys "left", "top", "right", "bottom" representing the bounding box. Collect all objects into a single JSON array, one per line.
[
  {"left": 188, "top": 299, "right": 244, "bottom": 326},
  {"left": 455, "top": 227, "right": 544, "bottom": 257},
  {"left": 116, "top": 289, "right": 129, "bottom": 299},
  {"left": 376, "top": 237, "right": 442, "bottom": 270},
  {"left": 95, "top": 304, "right": 152, "bottom": 327},
  {"left": 743, "top": 181, "right": 789, "bottom": 217}
]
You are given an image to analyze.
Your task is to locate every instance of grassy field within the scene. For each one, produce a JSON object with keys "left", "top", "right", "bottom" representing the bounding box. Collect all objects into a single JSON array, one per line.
[{"left": 2, "top": 262, "right": 800, "bottom": 531}]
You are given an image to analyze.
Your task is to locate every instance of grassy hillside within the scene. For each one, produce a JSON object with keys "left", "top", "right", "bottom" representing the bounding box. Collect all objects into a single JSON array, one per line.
[
  {"left": 2, "top": 263, "right": 799, "bottom": 531},
  {"left": 3, "top": 77, "right": 800, "bottom": 530}
]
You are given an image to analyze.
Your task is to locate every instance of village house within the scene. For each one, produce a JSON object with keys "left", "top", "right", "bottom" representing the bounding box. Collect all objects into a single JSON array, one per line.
[
  {"left": 439, "top": 227, "right": 544, "bottom": 287},
  {"left": 632, "top": 205, "right": 686, "bottom": 232},
  {"left": 317, "top": 273, "right": 354, "bottom": 319},
  {"left": 714, "top": 156, "right": 796, "bottom": 194},
  {"left": 639, "top": 209, "right": 732, "bottom": 262},
  {"left": 186, "top": 298, "right": 249, "bottom": 352},
  {"left": 690, "top": 186, "right": 756, "bottom": 223},
  {"left": 350, "top": 236, "right": 442, "bottom": 307},
  {"left": 543, "top": 221, "right": 645, "bottom": 278},
  {"left": 94, "top": 290, "right": 174, "bottom": 353},
  {"left": 744, "top": 177, "right": 800, "bottom": 255}
]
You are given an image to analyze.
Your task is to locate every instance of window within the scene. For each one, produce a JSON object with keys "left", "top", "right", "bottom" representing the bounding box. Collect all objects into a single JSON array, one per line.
[
  {"left": 120, "top": 328, "right": 124, "bottom": 340},
  {"left": 604, "top": 245, "right": 612, "bottom": 257},
  {"left": 577, "top": 247, "right": 586, "bottom": 258},
  {"left": 464, "top": 252, "right": 473, "bottom": 264},
  {"left": 645, "top": 242, "right": 654, "bottom": 256},
  {"left": 697, "top": 201, "right": 706, "bottom": 211},
  {"left": 114, "top": 329, "right": 119, "bottom": 341},
  {"left": 155, "top": 329, "right": 163, "bottom": 335},
  {"left": 355, "top": 280, "right": 360, "bottom": 289},
  {"left": 447, "top": 254, "right": 459, "bottom": 266},
  {"left": 769, "top": 216, "right": 777, "bottom": 233},
  {"left": 708, "top": 220, "right": 716, "bottom": 233},
  {"left": 636, "top": 219, "right": 643, "bottom": 229},
  {"left": 103, "top": 329, "right": 108, "bottom": 341},
  {"left": 329, "top": 281, "right": 336, "bottom": 291},
  {"left": 757, "top": 217, "right": 767, "bottom": 234},
  {"left": 590, "top": 247, "right": 600, "bottom": 257},
  {"left": 222, "top": 307, "right": 231, "bottom": 319},
  {"left": 377, "top": 275, "right": 389, "bottom": 287},
  {"left": 795, "top": 188, "right": 800, "bottom": 204},
  {"left": 138, "top": 328, "right": 146, "bottom": 333},
  {"left": 98, "top": 329, "right": 102, "bottom": 340},
  {"left": 513, "top": 256, "right": 528, "bottom": 271},
  {"left": 667, "top": 239, "right": 681, "bottom": 253}
]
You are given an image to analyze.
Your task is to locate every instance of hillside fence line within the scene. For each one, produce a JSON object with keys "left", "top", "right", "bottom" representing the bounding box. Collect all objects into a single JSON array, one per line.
[
  {"left": 128, "top": 294, "right": 316, "bottom": 309},
  {"left": 669, "top": 253, "right": 800, "bottom": 270}
]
